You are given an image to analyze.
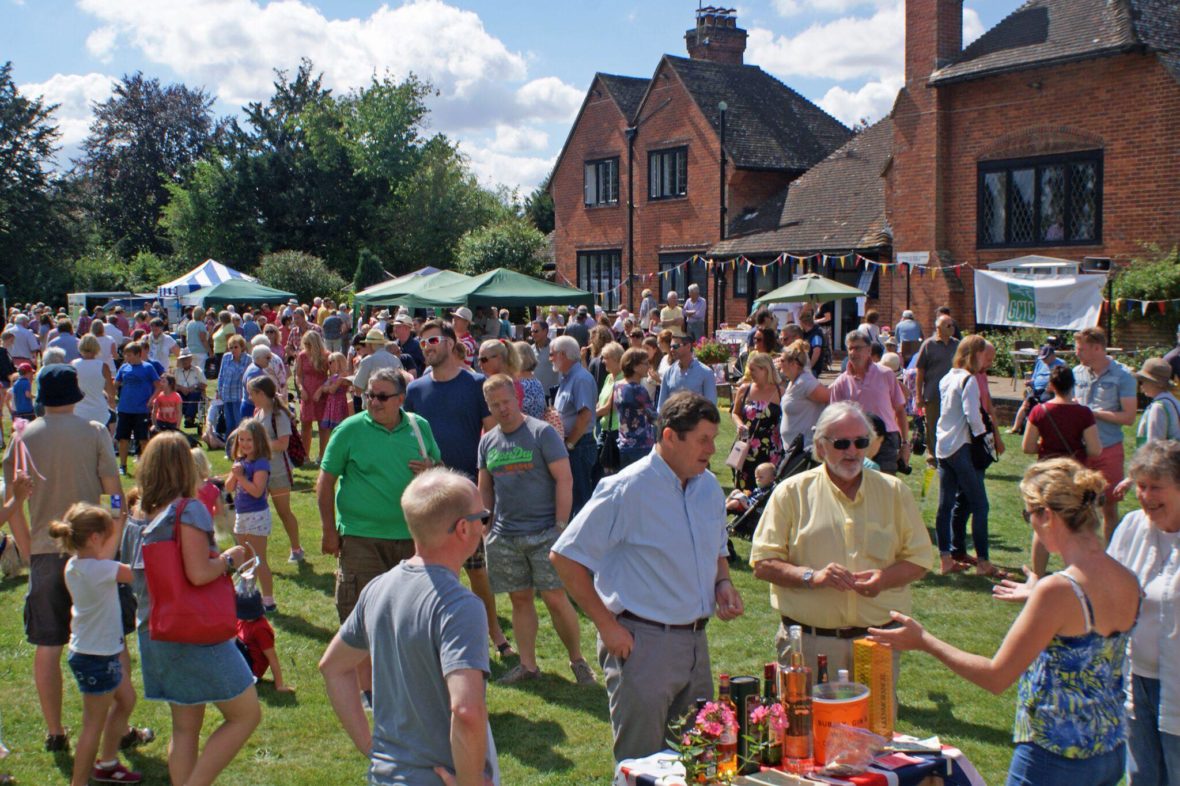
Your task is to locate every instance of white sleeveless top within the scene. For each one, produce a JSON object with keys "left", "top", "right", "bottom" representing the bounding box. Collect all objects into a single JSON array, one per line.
[{"left": 72, "top": 358, "right": 110, "bottom": 425}]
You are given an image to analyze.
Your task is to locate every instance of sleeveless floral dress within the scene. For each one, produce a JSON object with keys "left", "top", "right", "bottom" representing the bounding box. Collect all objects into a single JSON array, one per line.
[{"left": 737, "top": 387, "right": 784, "bottom": 490}]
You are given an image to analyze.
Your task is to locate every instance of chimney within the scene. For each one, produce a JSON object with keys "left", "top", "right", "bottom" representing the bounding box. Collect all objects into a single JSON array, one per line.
[
  {"left": 905, "top": 0, "right": 963, "bottom": 85},
  {"left": 685, "top": 6, "right": 747, "bottom": 66}
]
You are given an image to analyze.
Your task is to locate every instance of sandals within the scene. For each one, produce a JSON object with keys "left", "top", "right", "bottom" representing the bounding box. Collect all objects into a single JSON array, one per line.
[
  {"left": 119, "top": 727, "right": 156, "bottom": 750},
  {"left": 977, "top": 566, "right": 1013, "bottom": 581},
  {"left": 940, "top": 560, "right": 969, "bottom": 575},
  {"left": 495, "top": 640, "right": 517, "bottom": 659}
]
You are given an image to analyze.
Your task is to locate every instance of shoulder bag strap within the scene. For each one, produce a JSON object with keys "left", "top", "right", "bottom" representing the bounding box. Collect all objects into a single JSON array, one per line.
[
  {"left": 271, "top": 409, "right": 293, "bottom": 475},
  {"left": 406, "top": 412, "right": 429, "bottom": 459}
]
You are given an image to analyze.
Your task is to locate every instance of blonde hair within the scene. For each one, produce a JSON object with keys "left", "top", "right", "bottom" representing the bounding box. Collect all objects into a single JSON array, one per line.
[
  {"left": 401, "top": 467, "right": 476, "bottom": 545},
  {"left": 741, "top": 351, "right": 781, "bottom": 385},
  {"left": 301, "top": 330, "right": 328, "bottom": 375},
  {"left": 601, "top": 341, "right": 624, "bottom": 362},
  {"left": 1019, "top": 458, "right": 1108, "bottom": 534},
  {"left": 952, "top": 334, "right": 989, "bottom": 372},
  {"left": 482, "top": 372, "right": 517, "bottom": 399},
  {"left": 781, "top": 339, "right": 811, "bottom": 369},
  {"left": 232, "top": 420, "right": 272, "bottom": 461},
  {"left": 78, "top": 334, "right": 101, "bottom": 356},
  {"left": 191, "top": 447, "right": 212, "bottom": 480},
  {"left": 479, "top": 339, "right": 519, "bottom": 374},
  {"left": 512, "top": 341, "right": 537, "bottom": 372},
  {"left": 227, "top": 334, "right": 248, "bottom": 351},
  {"left": 47, "top": 502, "right": 113, "bottom": 554},
  {"left": 328, "top": 351, "right": 347, "bottom": 373},
  {"left": 137, "top": 431, "right": 199, "bottom": 515}
]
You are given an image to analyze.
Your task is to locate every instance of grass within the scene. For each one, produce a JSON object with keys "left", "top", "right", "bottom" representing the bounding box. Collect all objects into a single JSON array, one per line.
[{"left": 0, "top": 399, "right": 1142, "bottom": 786}]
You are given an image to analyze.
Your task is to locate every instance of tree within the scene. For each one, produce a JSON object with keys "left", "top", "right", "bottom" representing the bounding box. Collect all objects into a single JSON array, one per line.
[
  {"left": 78, "top": 72, "right": 221, "bottom": 257},
  {"left": 352, "top": 248, "right": 388, "bottom": 292},
  {"left": 256, "top": 250, "right": 346, "bottom": 304},
  {"left": 523, "top": 172, "right": 554, "bottom": 234},
  {"left": 455, "top": 218, "right": 546, "bottom": 277},
  {"left": 0, "top": 62, "right": 84, "bottom": 300}
]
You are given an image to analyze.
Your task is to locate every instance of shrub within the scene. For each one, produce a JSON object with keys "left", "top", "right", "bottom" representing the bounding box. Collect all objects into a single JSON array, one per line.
[
  {"left": 1112, "top": 245, "right": 1180, "bottom": 331},
  {"left": 977, "top": 327, "right": 1056, "bottom": 378},
  {"left": 256, "top": 250, "right": 347, "bottom": 305},
  {"left": 455, "top": 219, "right": 545, "bottom": 277}
]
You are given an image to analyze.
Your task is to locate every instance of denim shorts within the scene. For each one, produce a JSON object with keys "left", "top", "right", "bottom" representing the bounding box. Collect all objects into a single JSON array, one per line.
[
  {"left": 1006, "top": 742, "right": 1124, "bottom": 786},
  {"left": 486, "top": 527, "right": 563, "bottom": 594},
  {"left": 68, "top": 651, "right": 122, "bottom": 695},
  {"left": 234, "top": 509, "right": 272, "bottom": 537},
  {"left": 138, "top": 627, "right": 255, "bottom": 705}
]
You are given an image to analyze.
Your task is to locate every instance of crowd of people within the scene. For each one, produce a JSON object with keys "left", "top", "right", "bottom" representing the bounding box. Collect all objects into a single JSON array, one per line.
[{"left": 0, "top": 292, "right": 1177, "bottom": 786}]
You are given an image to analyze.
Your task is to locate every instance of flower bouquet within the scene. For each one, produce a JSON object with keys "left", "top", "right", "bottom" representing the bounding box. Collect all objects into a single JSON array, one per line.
[
  {"left": 670, "top": 700, "right": 737, "bottom": 784},
  {"left": 746, "top": 701, "right": 787, "bottom": 768}
]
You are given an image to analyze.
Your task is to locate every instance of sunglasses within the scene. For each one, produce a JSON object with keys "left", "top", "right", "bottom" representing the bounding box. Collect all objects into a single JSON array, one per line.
[
  {"left": 366, "top": 391, "right": 402, "bottom": 402},
  {"left": 630, "top": 332, "right": 644, "bottom": 339},
  {"left": 478, "top": 355, "right": 498, "bottom": 363},
  {"left": 823, "top": 436, "right": 871, "bottom": 450},
  {"left": 422, "top": 335, "right": 449, "bottom": 346},
  {"left": 448, "top": 509, "right": 492, "bottom": 533},
  {"left": 669, "top": 343, "right": 684, "bottom": 350},
  {"left": 1021, "top": 507, "right": 1046, "bottom": 523}
]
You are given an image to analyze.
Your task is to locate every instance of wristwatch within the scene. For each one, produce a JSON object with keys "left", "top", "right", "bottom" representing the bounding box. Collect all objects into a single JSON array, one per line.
[
  {"left": 224, "top": 554, "right": 235, "bottom": 575},
  {"left": 802, "top": 569, "right": 815, "bottom": 588}
]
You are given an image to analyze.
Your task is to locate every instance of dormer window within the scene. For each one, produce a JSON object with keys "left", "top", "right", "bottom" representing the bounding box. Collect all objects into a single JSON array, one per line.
[{"left": 584, "top": 157, "right": 620, "bottom": 207}]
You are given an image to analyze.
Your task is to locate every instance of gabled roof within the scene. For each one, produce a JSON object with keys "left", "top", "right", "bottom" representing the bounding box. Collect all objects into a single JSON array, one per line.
[
  {"left": 709, "top": 118, "right": 893, "bottom": 257},
  {"left": 597, "top": 74, "right": 648, "bottom": 121},
  {"left": 931, "top": 0, "right": 1180, "bottom": 85},
  {"left": 660, "top": 55, "right": 851, "bottom": 171}
]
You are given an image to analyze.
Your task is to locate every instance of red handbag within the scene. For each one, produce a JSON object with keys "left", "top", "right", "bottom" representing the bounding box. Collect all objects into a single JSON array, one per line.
[{"left": 143, "top": 498, "right": 237, "bottom": 644}]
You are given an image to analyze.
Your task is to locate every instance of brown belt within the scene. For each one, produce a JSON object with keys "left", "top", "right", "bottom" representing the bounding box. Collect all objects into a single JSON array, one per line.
[
  {"left": 781, "top": 616, "right": 899, "bottom": 640},
  {"left": 620, "top": 610, "right": 709, "bottom": 632}
]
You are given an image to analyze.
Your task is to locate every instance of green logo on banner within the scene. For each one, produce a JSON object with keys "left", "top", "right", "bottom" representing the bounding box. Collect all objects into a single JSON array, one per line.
[{"left": 1007, "top": 283, "right": 1036, "bottom": 323}]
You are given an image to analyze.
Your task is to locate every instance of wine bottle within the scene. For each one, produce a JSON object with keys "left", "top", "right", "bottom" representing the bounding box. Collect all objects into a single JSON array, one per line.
[
  {"left": 816, "top": 654, "right": 829, "bottom": 685},
  {"left": 717, "top": 674, "right": 739, "bottom": 778},
  {"left": 762, "top": 663, "right": 781, "bottom": 766},
  {"left": 782, "top": 625, "right": 813, "bottom": 773}
]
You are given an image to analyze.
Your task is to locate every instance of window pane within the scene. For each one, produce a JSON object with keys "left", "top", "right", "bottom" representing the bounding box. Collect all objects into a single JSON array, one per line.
[
  {"left": 734, "top": 267, "right": 748, "bottom": 296},
  {"left": 649, "top": 156, "right": 659, "bottom": 199},
  {"left": 981, "top": 172, "right": 1006, "bottom": 245},
  {"left": 676, "top": 150, "right": 687, "bottom": 195},
  {"left": 1038, "top": 165, "right": 1066, "bottom": 242},
  {"left": 1010, "top": 168, "right": 1035, "bottom": 243},
  {"left": 1070, "top": 162, "right": 1098, "bottom": 241},
  {"left": 755, "top": 267, "right": 776, "bottom": 297}
]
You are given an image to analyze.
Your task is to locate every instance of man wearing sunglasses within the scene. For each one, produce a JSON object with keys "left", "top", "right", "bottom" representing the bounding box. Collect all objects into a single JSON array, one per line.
[
  {"left": 750, "top": 401, "right": 932, "bottom": 684},
  {"left": 528, "top": 320, "right": 559, "bottom": 396},
  {"left": 317, "top": 368, "right": 441, "bottom": 681},
  {"left": 656, "top": 329, "right": 716, "bottom": 413},
  {"left": 320, "top": 468, "right": 501, "bottom": 786}
]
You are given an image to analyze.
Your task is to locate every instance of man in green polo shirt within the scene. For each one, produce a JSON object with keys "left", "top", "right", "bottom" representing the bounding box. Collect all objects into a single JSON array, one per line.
[{"left": 317, "top": 367, "right": 442, "bottom": 625}]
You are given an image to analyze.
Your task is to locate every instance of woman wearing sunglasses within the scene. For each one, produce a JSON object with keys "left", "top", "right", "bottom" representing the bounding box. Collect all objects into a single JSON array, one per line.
[{"left": 870, "top": 458, "right": 1139, "bottom": 786}]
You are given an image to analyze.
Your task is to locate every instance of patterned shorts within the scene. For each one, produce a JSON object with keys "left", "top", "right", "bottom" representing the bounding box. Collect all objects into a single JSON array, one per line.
[
  {"left": 486, "top": 527, "right": 563, "bottom": 594},
  {"left": 234, "top": 509, "right": 273, "bottom": 537}
]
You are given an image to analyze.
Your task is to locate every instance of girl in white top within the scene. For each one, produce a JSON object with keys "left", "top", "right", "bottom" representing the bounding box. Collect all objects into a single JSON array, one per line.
[
  {"left": 72, "top": 335, "right": 115, "bottom": 429},
  {"left": 50, "top": 502, "right": 141, "bottom": 786},
  {"left": 89, "top": 319, "right": 118, "bottom": 373}
]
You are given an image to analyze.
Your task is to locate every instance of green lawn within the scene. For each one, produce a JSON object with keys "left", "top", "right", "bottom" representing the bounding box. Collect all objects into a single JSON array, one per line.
[{"left": 0, "top": 405, "right": 1140, "bottom": 785}]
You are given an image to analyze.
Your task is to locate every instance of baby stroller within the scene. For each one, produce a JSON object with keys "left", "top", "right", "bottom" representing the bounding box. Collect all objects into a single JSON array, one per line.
[{"left": 725, "top": 434, "right": 815, "bottom": 559}]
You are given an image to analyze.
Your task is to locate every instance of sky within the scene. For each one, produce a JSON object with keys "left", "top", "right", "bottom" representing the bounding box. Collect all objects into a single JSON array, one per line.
[{"left": 1, "top": 0, "right": 1019, "bottom": 194}]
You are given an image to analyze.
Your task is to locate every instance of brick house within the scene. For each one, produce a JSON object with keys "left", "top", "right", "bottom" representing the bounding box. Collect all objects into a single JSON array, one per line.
[
  {"left": 549, "top": 8, "right": 851, "bottom": 329},
  {"left": 887, "top": 0, "right": 1180, "bottom": 338},
  {"left": 703, "top": 0, "right": 1180, "bottom": 346}
]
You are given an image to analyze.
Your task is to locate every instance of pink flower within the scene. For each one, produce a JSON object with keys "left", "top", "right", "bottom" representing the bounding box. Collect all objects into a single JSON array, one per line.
[
  {"left": 702, "top": 721, "right": 723, "bottom": 738},
  {"left": 749, "top": 705, "right": 769, "bottom": 725}
]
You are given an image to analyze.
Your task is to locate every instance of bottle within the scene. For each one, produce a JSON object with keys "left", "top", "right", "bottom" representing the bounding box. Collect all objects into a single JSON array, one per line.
[
  {"left": 717, "top": 674, "right": 739, "bottom": 778},
  {"left": 782, "top": 625, "right": 813, "bottom": 773},
  {"left": 762, "top": 663, "right": 781, "bottom": 766},
  {"left": 741, "top": 681, "right": 763, "bottom": 775},
  {"left": 816, "top": 654, "right": 829, "bottom": 685},
  {"left": 837, "top": 669, "right": 850, "bottom": 684}
]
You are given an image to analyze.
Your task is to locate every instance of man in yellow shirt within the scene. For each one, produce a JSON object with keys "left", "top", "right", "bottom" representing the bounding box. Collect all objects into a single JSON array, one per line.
[
  {"left": 750, "top": 401, "right": 932, "bottom": 676},
  {"left": 660, "top": 291, "right": 685, "bottom": 333}
]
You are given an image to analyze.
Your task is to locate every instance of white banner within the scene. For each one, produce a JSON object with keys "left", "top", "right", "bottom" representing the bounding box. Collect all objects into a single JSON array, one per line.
[{"left": 973, "top": 270, "right": 1106, "bottom": 330}]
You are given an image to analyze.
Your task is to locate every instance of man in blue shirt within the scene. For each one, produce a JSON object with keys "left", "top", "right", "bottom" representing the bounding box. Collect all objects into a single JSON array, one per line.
[
  {"left": 550, "top": 335, "right": 598, "bottom": 515},
  {"left": 550, "top": 392, "right": 744, "bottom": 762},
  {"left": 1072, "top": 326, "right": 1138, "bottom": 539},
  {"left": 656, "top": 331, "right": 717, "bottom": 412},
  {"left": 114, "top": 342, "right": 161, "bottom": 474},
  {"left": 894, "top": 310, "right": 923, "bottom": 344}
]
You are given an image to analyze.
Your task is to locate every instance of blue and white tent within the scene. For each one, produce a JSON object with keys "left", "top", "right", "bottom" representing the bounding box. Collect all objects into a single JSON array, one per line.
[{"left": 158, "top": 259, "right": 256, "bottom": 299}]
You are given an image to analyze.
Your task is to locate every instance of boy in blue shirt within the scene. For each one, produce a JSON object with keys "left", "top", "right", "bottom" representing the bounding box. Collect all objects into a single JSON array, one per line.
[
  {"left": 10, "top": 363, "right": 35, "bottom": 420},
  {"left": 114, "top": 343, "right": 161, "bottom": 474}
]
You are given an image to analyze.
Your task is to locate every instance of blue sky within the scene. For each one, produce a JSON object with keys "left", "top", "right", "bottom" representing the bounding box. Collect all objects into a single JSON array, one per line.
[{"left": 1, "top": 0, "right": 1016, "bottom": 192}]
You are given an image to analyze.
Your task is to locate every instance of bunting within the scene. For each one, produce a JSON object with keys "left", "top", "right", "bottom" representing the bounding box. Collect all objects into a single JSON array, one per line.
[{"left": 1111, "top": 297, "right": 1180, "bottom": 315}]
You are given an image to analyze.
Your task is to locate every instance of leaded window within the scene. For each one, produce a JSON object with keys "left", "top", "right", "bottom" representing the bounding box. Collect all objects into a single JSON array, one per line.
[{"left": 977, "top": 152, "right": 1102, "bottom": 247}]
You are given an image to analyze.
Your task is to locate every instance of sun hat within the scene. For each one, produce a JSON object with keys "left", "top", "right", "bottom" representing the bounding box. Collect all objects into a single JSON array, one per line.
[
  {"left": 36, "top": 365, "right": 84, "bottom": 407},
  {"left": 178, "top": 348, "right": 193, "bottom": 359},
  {"left": 1136, "top": 357, "right": 1176, "bottom": 389},
  {"left": 393, "top": 314, "right": 413, "bottom": 326},
  {"left": 880, "top": 352, "right": 902, "bottom": 373},
  {"left": 450, "top": 307, "right": 473, "bottom": 322},
  {"left": 364, "top": 328, "right": 387, "bottom": 345}
]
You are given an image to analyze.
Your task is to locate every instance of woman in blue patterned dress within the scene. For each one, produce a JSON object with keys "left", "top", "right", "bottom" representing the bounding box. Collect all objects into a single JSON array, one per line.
[
  {"left": 613, "top": 348, "right": 657, "bottom": 469},
  {"left": 870, "top": 458, "right": 1140, "bottom": 786}
]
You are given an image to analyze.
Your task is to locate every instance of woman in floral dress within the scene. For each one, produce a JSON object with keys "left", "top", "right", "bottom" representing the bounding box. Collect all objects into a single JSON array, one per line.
[{"left": 730, "top": 351, "right": 784, "bottom": 491}]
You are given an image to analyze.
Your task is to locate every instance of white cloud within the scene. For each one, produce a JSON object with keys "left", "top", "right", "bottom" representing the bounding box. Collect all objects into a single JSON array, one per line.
[
  {"left": 460, "top": 142, "right": 554, "bottom": 193},
  {"left": 772, "top": 0, "right": 893, "bottom": 16},
  {"left": 85, "top": 25, "right": 117, "bottom": 61},
  {"left": 514, "top": 77, "right": 582, "bottom": 123},
  {"left": 818, "top": 75, "right": 903, "bottom": 126},
  {"left": 490, "top": 124, "right": 549, "bottom": 155},
  {"left": 963, "top": 7, "right": 985, "bottom": 45},
  {"left": 18, "top": 72, "right": 116, "bottom": 149},
  {"left": 748, "top": 3, "right": 905, "bottom": 82}
]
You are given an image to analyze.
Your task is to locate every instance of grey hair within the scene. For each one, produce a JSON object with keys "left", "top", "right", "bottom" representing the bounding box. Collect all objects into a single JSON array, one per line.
[
  {"left": 513, "top": 341, "right": 537, "bottom": 371},
  {"left": 844, "top": 329, "right": 872, "bottom": 349},
  {"left": 1128, "top": 440, "right": 1180, "bottom": 484},
  {"left": 43, "top": 347, "right": 67, "bottom": 365},
  {"left": 687, "top": 283, "right": 700, "bottom": 293},
  {"left": 601, "top": 341, "right": 625, "bottom": 361},
  {"left": 812, "top": 401, "right": 873, "bottom": 462},
  {"left": 250, "top": 345, "right": 271, "bottom": 362},
  {"left": 551, "top": 335, "right": 580, "bottom": 361},
  {"left": 250, "top": 334, "right": 271, "bottom": 348},
  {"left": 369, "top": 367, "right": 407, "bottom": 394}
]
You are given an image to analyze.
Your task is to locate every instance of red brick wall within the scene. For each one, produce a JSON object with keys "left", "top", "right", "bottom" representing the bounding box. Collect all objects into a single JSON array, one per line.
[{"left": 885, "top": 46, "right": 1180, "bottom": 346}]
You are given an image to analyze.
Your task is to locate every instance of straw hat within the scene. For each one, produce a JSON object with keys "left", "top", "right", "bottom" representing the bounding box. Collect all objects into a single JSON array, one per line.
[{"left": 1136, "top": 357, "right": 1177, "bottom": 390}]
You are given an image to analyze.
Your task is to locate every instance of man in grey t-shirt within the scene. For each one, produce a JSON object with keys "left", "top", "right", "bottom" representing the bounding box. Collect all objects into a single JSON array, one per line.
[
  {"left": 477, "top": 373, "right": 595, "bottom": 687},
  {"left": 914, "top": 315, "right": 959, "bottom": 464},
  {"left": 319, "top": 468, "right": 499, "bottom": 786}
]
